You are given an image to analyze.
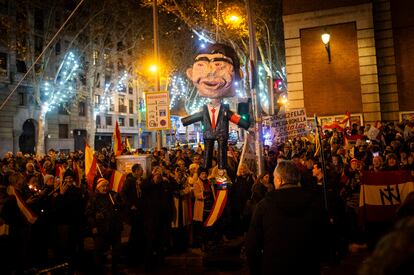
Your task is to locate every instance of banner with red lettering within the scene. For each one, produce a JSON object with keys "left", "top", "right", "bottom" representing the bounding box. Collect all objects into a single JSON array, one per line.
[
  {"left": 266, "top": 108, "right": 308, "bottom": 143},
  {"left": 359, "top": 171, "right": 414, "bottom": 223}
]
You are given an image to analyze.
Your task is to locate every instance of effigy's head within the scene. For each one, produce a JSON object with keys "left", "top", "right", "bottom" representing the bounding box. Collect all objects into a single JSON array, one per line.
[{"left": 187, "top": 43, "right": 240, "bottom": 99}]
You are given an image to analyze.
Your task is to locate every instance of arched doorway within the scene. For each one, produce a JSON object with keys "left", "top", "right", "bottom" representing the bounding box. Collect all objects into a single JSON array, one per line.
[{"left": 19, "top": 119, "right": 36, "bottom": 154}]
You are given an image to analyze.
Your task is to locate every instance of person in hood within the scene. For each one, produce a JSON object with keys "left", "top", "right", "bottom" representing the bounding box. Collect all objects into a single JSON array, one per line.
[{"left": 246, "top": 160, "right": 327, "bottom": 275}]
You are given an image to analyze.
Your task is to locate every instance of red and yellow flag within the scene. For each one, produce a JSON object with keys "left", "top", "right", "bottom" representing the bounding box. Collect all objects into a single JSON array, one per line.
[
  {"left": 113, "top": 121, "right": 124, "bottom": 156},
  {"left": 323, "top": 111, "right": 351, "bottom": 132},
  {"left": 110, "top": 170, "right": 126, "bottom": 193},
  {"left": 85, "top": 143, "right": 97, "bottom": 192},
  {"left": 204, "top": 190, "right": 228, "bottom": 227},
  {"left": 8, "top": 186, "right": 38, "bottom": 224}
]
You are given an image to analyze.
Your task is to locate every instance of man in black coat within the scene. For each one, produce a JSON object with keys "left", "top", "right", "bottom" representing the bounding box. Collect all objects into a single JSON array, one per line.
[
  {"left": 246, "top": 160, "right": 327, "bottom": 275},
  {"left": 121, "top": 163, "right": 144, "bottom": 261}
]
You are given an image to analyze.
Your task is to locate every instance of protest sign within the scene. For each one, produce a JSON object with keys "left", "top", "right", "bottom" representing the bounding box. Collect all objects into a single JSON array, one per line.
[{"left": 268, "top": 108, "right": 308, "bottom": 143}]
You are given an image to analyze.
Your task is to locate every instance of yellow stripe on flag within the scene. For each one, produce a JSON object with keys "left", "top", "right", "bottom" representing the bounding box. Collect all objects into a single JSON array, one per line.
[
  {"left": 8, "top": 186, "right": 38, "bottom": 224},
  {"left": 111, "top": 170, "right": 126, "bottom": 192},
  {"left": 204, "top": 190, "right": 228, "bottom": 227},
  {"left": 85, "top": 143, "right": 97, "bottom": 191}
]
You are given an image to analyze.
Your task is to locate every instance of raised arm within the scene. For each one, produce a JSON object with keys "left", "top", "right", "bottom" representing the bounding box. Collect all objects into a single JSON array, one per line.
[{"left": 181, "top": 111, "right": 203, "bottom": 127}]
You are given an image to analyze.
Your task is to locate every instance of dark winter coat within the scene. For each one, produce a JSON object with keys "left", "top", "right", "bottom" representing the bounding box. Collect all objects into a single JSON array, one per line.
[
  {"left": 246, "top": 186, "right": 327, "bottom": 275},
  {"left": 85, "top": 191, "right": 123, "bottom": 236},
  {"left": 181, "top": 104, "right": 249, "bottom": 140}
]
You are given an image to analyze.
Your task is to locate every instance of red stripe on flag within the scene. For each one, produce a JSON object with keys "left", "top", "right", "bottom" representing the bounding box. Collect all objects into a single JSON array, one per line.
[
  {"left": 113, "top": 121, "right": 124, "bottom": 156},
  {"left": 10, "top": 186, "right": 38, "bottom": 224}
]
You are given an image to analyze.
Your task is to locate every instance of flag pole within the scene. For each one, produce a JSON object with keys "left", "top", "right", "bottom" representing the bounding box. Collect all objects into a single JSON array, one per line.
[
  {"left": 314, "top": 115, "right": 329, "bottom": 211},
  {"left": 96, "top": 163, "right": 104, "bottom": 178}
]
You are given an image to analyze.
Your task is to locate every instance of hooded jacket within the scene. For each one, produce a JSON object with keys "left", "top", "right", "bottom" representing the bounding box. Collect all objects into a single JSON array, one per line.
[{"left": 246, "top": 186, "right": 327, "bottom": 275}]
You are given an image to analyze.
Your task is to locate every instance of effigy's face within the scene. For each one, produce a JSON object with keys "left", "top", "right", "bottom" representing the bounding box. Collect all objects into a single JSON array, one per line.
[{"left": 187, "top": 53, "right": 236, "bottom": 99}]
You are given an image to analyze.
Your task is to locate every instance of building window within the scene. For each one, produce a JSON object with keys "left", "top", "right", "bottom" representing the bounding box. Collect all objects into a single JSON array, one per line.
[
  {"left": 34, "top": 36, "right": 43, "bottom": 56},
  {"left": 78, "top": 101, "right": 86, "bottom": 116},
  {"left": 59, "top": 124, "right": 69, "bottom": 139},
  {"left": 96, "top": 115, "right": 101, "bottom": 128},
  {"left": 16, "top": 60, "right": 27, "bottom": 73},
  {"left": 95, "top": 95, "right": 101, "bottom": 107},
  {"left": 93, "top": 50, "right": 98, "bottom": 65},
  {"left": 105, "top": 74, "right": 111, "bottom": 86},
  {"left": 55, "top": 41, "right": 61, "bottom": 56},
  {"left": 96, "top": 73, "right": 100, "bottom": 88},
  {"left": 129, "top": 99, "right": 134, "bottom": 114},
  {"left": 129, "top": 118, "right": 134, "bottom": 127},
  {"left": 0, "top": 52, "right": 7, "bottom": 76},
  {"left": 128, "top": 85, "right": 133, "bottom": 94},
  {"left": 58, "top": 104, "right": 68, "bottom": 115},
  {"left": 18, "top": 92, "right": 25, "bottom": 106},
  {"left": 118, "top": 97, "right": 126, "bottom": 113},
  {"left": 106, "top": 116, "right": 112, "bottom": 126},
  {"left": 119, "top": 117, "right": 125, "bottom": 127}
]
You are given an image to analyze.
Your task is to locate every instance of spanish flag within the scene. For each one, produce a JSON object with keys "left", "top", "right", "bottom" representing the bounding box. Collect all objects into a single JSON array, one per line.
[
  {"left": 85, "top": 143, "right": 97, "bottom": 192},
  {"left": 8, "top": 186, "right": 38, "bottom": 224},
  {"left": 113, "top": 121, "right": 124, "bottom": 156},
  {"left": 110, "top": 170, "right": 126, "bottom": 193},
  {"left": 323, "top": 111, "right": 351, "bottom": 132}
]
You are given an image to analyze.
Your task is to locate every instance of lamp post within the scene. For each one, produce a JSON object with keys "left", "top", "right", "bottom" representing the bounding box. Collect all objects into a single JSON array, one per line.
[
  {"left": 245, "top": 0, "right": 265, "bottom": 175},
  {"left": 152, "top": 0, "right": 162, "bottom": 150},
  {"left": 321, "top": 32, "right": 331, "bottom": 63}
]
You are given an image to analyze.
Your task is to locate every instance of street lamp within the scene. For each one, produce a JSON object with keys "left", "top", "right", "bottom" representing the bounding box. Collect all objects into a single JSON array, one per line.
[
  {"left": 152, "top": 0, "right": 162, "bottom": 150},
  {"left": 321, "top": 32, "right": 331, "bottom": 63},
  {"left": 149, "top": 64, "right": 158, "bottom": 74}
]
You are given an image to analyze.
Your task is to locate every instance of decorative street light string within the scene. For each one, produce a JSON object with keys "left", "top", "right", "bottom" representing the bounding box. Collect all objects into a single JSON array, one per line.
[{"left": 0, "top": 0, "right": 85, "bottom": 111}]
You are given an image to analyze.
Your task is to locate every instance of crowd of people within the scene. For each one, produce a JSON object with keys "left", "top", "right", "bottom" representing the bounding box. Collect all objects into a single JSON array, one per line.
[{"left": 0, "top": 120, "right": 413, "bottom": 274}]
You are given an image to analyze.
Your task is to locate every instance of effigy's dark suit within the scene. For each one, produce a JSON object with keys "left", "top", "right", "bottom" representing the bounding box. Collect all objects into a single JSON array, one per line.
[{"left": 182, "top": 103, "right": 249, "bottom": 169}]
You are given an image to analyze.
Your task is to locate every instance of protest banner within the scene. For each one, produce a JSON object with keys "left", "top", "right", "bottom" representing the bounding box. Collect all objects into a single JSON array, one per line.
[
  {"left": 238, "top": 131, "right": 257, "bottom": 175},
  {"left": 267, "top": 108, "right": 308, "bottom": 143}
]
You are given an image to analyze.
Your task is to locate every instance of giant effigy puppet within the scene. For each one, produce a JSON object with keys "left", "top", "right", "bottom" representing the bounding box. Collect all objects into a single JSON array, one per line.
[{"left": 181, "top": 43, "right": 250, "bottom": 179}]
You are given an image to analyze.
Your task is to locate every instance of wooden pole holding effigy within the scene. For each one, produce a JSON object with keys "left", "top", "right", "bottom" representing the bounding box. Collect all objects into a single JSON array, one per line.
[{"left": 314, "top": 115, "right": 329, "bottom": 212}]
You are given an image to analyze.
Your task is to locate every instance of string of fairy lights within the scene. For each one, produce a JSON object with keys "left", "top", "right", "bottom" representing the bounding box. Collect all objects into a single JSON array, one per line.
[
  {"left": 95, "top": 71, "right": 129, "bottom": 113},
  {"left": 41, "top": 51, "right": 80, "bottom": 113}
]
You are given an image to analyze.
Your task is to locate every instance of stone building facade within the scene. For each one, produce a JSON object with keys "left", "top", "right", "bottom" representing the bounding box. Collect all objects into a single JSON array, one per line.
[{"left": 0, "top": 0, "right": 149, "bottom": 157}]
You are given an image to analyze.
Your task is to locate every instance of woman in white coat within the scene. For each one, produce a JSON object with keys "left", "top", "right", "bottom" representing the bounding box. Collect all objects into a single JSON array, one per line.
[{"left": 192, "top": 167, "right": 215, "bottom": 249}]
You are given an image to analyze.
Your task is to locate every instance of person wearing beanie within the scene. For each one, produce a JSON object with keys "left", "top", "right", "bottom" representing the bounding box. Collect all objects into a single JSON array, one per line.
[{"left": 86, "top": 177, "right": 123, "bottom": 274}]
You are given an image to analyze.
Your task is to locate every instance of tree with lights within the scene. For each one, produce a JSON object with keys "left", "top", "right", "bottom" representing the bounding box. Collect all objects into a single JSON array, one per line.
[
  {"left": 2, "top": 0, "right": 161, "bottom": 153},
  {"left": 145, "top": 0, "right": 287, "bottom": 115}
]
